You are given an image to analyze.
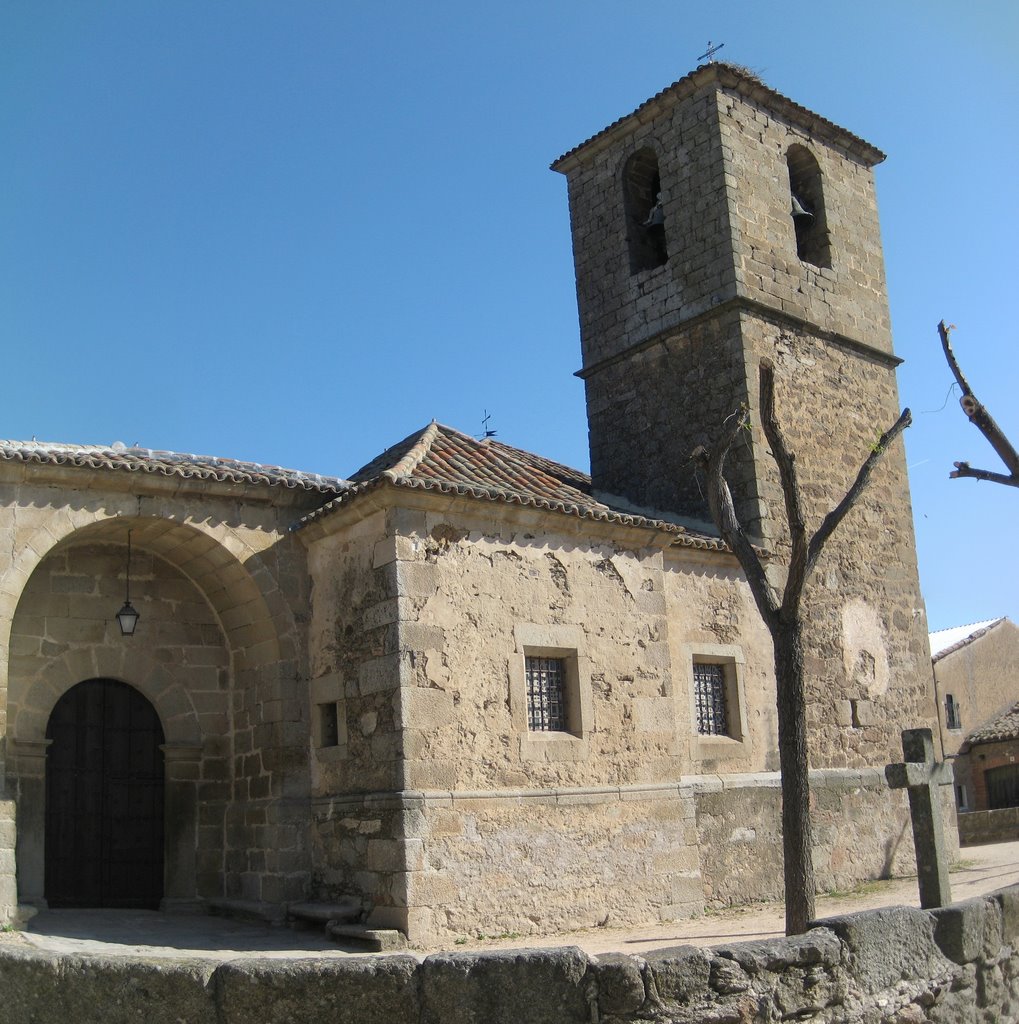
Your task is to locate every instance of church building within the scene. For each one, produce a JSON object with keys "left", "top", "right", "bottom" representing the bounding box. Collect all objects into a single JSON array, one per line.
[{"left": 0, "top": 62, "right": 941, "bottom": 944}]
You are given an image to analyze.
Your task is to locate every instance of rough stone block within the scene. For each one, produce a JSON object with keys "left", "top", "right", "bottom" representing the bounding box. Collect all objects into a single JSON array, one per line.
[
  {"left": 931, "top": 898, "right": 989, "bottom": 965},
  {"left": 420, "top": 947, "right": 591, "bottom": 1024},
  {"left": 401, "top": 685, "right": 453, "bottom": 730},
  {"left": 992, "top": 883, "right": 1019, "bottom": 942},
  {"left": 818, "top": 906, "right": 949, "bottom": 995},
  {"left": 0, "top": 947, "right": 219, "bottom": 1024},
  {"left": 645, "top": 944, "right": 711, "bottom": 1003},
  {"left": 592, "top": 951, "right": 645, "bottom": 1015},
  {"left": 714, "top": 928, "right": 841, "bottom": 974},
  {"left": 395, "top": 562, "right": 437, "bottom": 599},
  {"left": 217, "top": 955, "right": 420, "bottom": 1024},
  {"left": 359, "top": 654, "right": 400, "bottom": 695}
]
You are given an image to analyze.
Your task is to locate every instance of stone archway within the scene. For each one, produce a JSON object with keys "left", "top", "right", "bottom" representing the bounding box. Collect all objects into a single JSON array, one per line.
[
  {"left": 3, "top": 514, "right": 306, "bottom": 910},
  {"left": 45, "top": 678, "right": 165, "bottom": 909}
]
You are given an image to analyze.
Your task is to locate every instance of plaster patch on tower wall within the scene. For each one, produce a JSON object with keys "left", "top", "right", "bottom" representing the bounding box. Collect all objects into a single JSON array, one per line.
[{"left": 841, "top": 598, "right": 890, "bottom": 699}]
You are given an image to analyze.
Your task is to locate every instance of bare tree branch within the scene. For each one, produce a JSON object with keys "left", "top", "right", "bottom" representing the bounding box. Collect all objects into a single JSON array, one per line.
[
  {"left": 950, "top": 462, "right": 1019, "bottom": 488},
  {"left": 806, "top": 406, "right": 912, "bottom": 571},
  {"left": 692, "top": 413, "right": 780, "bottom": 633},
  {"left": 939, "top": 320, "right": 1019, "bottom": 486}
]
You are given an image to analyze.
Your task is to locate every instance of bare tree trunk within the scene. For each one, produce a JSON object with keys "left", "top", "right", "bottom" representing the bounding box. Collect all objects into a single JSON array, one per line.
[
  {"left": 773, "top": 624, "right": 814, "bottom": 934},
  {"left": 695, "top": 360, "right": 910, "bottom": 935}
]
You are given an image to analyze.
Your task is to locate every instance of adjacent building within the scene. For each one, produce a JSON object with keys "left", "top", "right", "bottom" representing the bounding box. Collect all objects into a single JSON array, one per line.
[{"left": 930, "top": 618, "right": 1019, "bottom": 815}]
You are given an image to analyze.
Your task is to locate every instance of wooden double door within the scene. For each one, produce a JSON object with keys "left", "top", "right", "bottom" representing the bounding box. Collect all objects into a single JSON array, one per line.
[{"left": 45, "top": 679, "right": 165, "bottom": 909}]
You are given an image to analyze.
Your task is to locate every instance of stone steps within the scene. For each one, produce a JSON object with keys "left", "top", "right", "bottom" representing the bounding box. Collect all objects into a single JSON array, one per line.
[{"left": 326, "top": 921, "right": 407, "bottom": 952}]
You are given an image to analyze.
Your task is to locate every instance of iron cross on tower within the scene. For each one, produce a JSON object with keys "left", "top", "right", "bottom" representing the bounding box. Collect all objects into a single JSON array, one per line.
[{"left": 698, "top": 40, "right": 724, "bottom": 63}]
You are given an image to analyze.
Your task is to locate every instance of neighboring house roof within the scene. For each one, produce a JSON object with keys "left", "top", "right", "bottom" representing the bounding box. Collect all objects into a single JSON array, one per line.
[
  {"left": 296, "top": 422, "right": 727, "bottom": 551},
  {"left": 929, "top": 618, "right": 1006, "bottom": 662},
  {"left": 965, "top": 700, "right": 1019, "bottom": 746},
  {"left": 0, "top": 440, "right": 349, "bottom": 495}
]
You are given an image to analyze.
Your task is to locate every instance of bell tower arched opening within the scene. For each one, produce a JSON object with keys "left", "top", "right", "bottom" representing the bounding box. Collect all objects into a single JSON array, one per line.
[
  {"left": 622, "top": 147, "right": 669, "bottom": 273},
  {"left": 786, "top": 143, "right": 831, "bottom": 268}
]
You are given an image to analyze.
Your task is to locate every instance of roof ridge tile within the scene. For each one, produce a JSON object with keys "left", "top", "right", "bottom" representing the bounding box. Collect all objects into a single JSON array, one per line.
[{"left": 385, "top": 421, "right": 441, "bottom": 481}]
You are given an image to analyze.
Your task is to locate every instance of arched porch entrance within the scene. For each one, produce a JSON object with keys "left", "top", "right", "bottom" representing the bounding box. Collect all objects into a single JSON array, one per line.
[{"left": 45, "top": 678, "right": 165, "bottom": 909}]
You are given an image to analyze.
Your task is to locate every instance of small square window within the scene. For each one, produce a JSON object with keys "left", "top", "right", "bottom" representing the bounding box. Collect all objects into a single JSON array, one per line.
[
  {"left": 526, "top": 656, "right": 567, "bottom": 732},
  {"left": 318, "top": 701, "right": 341, "bottom": 748},
  {"left": 693, "top": 662, "right": 728, "bottom": 736}
]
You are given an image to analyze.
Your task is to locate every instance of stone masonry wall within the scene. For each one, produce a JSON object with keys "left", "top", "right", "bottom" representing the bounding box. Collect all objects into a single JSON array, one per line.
[
  {"left": 386, "top": 500, "right": 778, "bottom": 794},
  {"left": 960, "top": 808, "right": 1019, "bottom": 847},
  {"left": 408, "top": 786, "right": 702, "bottom": 944},
  {"left": 2, "top": 885, "right": 1017, "bottom": 1024},
  {"left": 583, "top": 306, "right": 764, "bottom": 531},
  {"left": 304, "top": 507, "right": 410, "bottom": 930},
  {"left": 316, "top": 493, "right": 942, "bottom": 946},
  {"left": 693, "top": 770, "right": 958, "bottom": 909}
]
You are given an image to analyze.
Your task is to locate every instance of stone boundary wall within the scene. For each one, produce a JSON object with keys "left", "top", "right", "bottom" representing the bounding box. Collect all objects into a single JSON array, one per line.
[
  {"left": 1, "top": 884, "right": 1017, "bottom": 1024},
  {"left": 959, "top": 807, "right": 1019, "bottom": 847}
]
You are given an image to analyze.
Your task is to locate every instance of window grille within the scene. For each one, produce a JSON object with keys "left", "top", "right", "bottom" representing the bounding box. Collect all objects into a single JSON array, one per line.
[
  {"left": 945, "top": 694, "right": 962, "bottom": 731},
  {"left": 694, "top": 662, "right": 728, "bottom": 736},
  {"left": 526, "top": 656, "right": 566, "bottom": 732}
]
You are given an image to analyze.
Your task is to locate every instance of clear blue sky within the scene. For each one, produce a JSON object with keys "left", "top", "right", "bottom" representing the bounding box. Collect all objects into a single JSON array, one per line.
[{"left": 3, "top": 1, "right": 1016, "bottom": 633}]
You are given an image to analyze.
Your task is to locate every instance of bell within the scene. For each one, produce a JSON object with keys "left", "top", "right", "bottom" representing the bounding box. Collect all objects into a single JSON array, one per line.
[
  {"left": 790, "top": 194, "right": 814, "bottom": 221},
  {"left": 642, "top": 192, "right": 665, "bottom": 228}
]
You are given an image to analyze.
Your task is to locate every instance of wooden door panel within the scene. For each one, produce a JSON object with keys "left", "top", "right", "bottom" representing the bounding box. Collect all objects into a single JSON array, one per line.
[{"left": 46, "top": 679, "right": 165, "bottom": 909}]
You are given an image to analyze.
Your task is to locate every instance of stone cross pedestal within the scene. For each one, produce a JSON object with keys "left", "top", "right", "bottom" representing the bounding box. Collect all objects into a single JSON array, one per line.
[{"left": 885, "top": 728, "right": 953, "bottom": 909}]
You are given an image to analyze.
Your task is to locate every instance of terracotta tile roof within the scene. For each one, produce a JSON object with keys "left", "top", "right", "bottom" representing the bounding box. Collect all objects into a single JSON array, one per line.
[
  {"left": 296, "top": 422, "right": 726, "bottom": 551},
  {"left": 551, "top": 62, "right": 885, "bottom": 173},
  {"left": 929, "top": 618, "right": 1006, "bottom": 663},
  {"left": 0, "top": 440, "right": 349, "bottom": 495},
  {"left": 966, "top": 700, "right": 1019, "bottom": 746}
]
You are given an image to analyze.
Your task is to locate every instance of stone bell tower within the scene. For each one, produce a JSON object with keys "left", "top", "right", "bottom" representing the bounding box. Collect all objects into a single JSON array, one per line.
[
  {"left": 552, "top": 62, "right": 898, "bottom": 540},
  {"left": 553, "top": 63, "right": 936, "bottom": 767}
]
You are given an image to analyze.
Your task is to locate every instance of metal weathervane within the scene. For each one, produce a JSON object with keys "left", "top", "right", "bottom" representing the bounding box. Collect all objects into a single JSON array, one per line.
[{"left": 698, "top": 40, "right": 724, "bottom": 63}]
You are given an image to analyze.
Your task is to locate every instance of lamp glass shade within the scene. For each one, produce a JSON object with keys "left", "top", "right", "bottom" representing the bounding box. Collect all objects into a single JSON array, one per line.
[{"left": 116, "top": 601, "right": 140, "bottom": 636}]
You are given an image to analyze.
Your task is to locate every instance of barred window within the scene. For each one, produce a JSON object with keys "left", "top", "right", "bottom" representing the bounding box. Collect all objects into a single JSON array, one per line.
[
  {"left": 945, "top": 694, "right": 962, "bottom": 731},
  {"left": 526, "top": 656, "right": 567, "bottom": 732},
  {"left": 693, "top": 662, "right": 728, "bottom": 736}
]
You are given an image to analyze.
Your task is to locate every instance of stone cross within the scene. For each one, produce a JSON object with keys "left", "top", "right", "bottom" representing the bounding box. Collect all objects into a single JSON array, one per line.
[{"left": 885, "top": 728, "right": 954, "bottom": 909}]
